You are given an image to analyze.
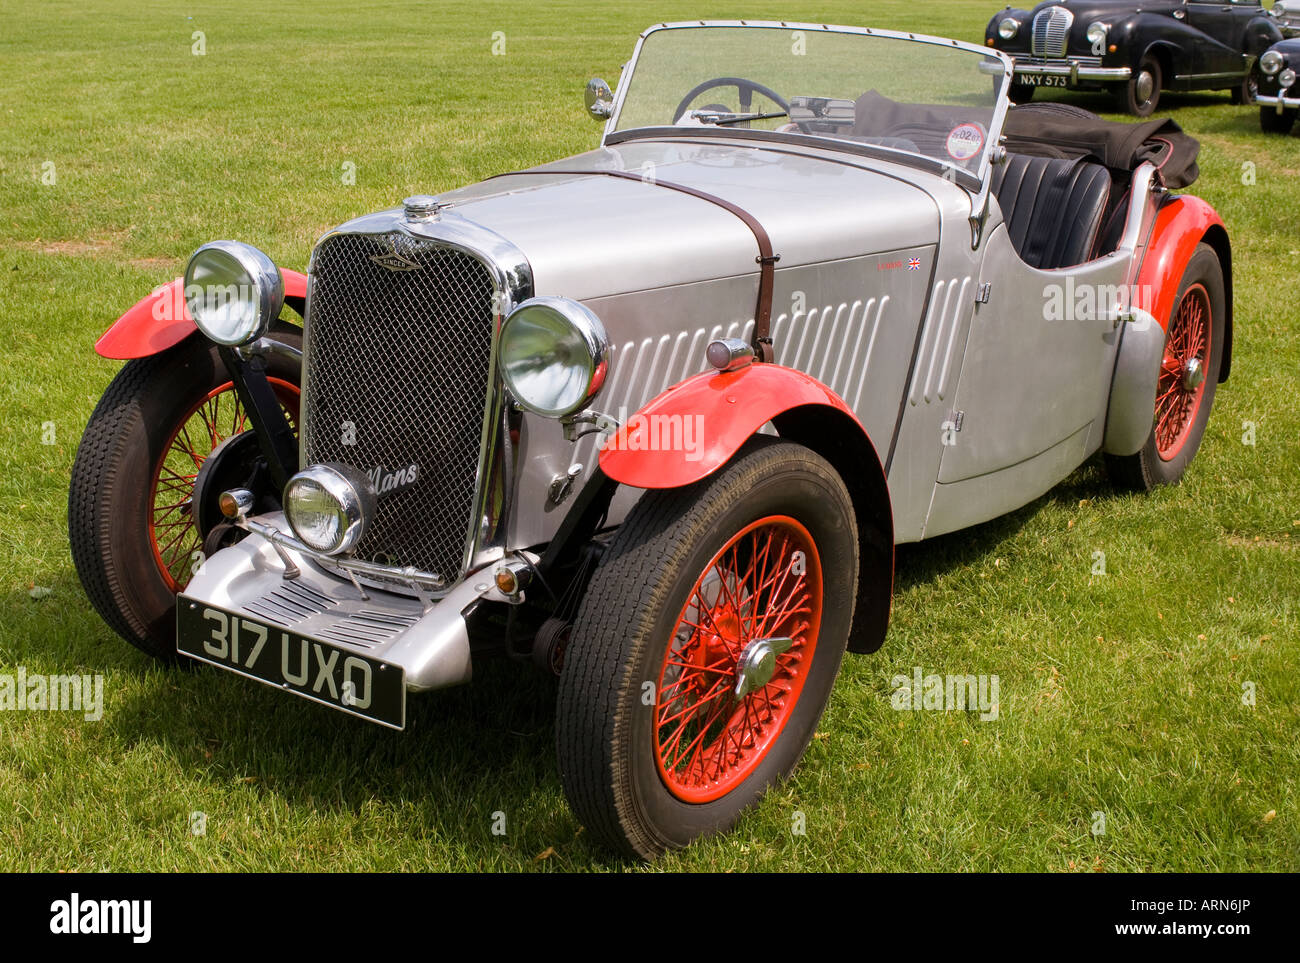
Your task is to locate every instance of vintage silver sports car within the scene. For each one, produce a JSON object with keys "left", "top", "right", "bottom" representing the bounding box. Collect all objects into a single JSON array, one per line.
[{"left": 69, "top": 21, "right": 1232, "bottom": 859}]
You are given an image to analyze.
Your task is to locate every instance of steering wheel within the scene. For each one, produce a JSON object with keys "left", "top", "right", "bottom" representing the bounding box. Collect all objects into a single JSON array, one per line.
[{"left": 672, "top": 76, "right": 791, "bottom": 124}]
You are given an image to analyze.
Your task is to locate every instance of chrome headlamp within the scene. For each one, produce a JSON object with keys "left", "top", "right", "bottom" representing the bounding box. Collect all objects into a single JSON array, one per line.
[
  {"left": 1261, "top": 50, "right": 1284, "bottom": 75},
  {"left": 183, "top": 241, "right": 284, "bottom": 346},
  {"left": 1085, "top": 22, "right": 1109, "bottom": 47},
  {"left": 998, "top": 17, "right": 1020, "bottom": 40},
  {"left": 499, "top": 297, "right": 609, "bottom": 418},
  {"left": 1282, "top": 67, "right": 1297, "bottom": 88},
  {"left": 283, "top": 464, "right": 376, "bottom": 556}
]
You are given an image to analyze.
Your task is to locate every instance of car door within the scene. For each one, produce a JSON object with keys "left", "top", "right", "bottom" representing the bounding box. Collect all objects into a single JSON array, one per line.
[
  {"left": 1185, "top": 0, "right": 1252, "bottom": 77},
  {"left": 919, "top": 220, "right": 1127, "bottom": 538}
]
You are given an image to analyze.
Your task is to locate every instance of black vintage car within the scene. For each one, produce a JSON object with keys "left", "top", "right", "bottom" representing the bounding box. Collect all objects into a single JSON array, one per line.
[
  {"left": 986, "top": 0, "right": 1282, "bottom": 116},
  {"left": 1254, "top": 37, "right": 1300, "bottom": 131}
]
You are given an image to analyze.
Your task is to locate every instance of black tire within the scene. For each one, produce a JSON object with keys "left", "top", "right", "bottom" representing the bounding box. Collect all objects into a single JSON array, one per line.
[
  {"left": 1230, "top": 74, "right": 1257, "bottom": 105},
  {"left": 1106, "top": 243, "right": 1224, "bottom": 491},
  {"left": 1007, "top": 82, "right": 1036, "bottom": 104},
  {"left": 1118, "top": 55, "right": 1162, "bottom": 117},
  {"left": 555, "top": 438, "right": 861, "bottom": 859},
  {"left": 68, "top": 325, "right": 301, "bottom": 660},
  {"left": 1260, "top": 104, "right": 1297, "bottom": 134}
]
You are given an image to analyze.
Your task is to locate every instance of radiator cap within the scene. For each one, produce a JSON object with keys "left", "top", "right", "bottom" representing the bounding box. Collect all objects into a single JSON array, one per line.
[{"left": 403, "top": 194, "right": 444, "bottom": 221}]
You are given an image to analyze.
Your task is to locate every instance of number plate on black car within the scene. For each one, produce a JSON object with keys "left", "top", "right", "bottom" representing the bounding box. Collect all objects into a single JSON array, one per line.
[
  {"left": 1019, "top": 73, "right": 1068, "bottom": 87},
  {"left": 177, "top": 598, "right": 406, "bottom": 729}
]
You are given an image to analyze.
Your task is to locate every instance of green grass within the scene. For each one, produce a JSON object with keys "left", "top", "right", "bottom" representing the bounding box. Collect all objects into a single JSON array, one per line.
[{"left": 1, "top": 0, "right": 1297, "bottom": 872}]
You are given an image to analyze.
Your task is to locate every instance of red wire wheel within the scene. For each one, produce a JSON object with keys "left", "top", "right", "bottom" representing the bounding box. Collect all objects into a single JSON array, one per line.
[
  {"left": 653, "top": 515, "right": 823, "bottom": 803},
  {"left": 148, "top": 378, "right": 299, "bottom": 592},
  {"left": 1155, "top": 282, "right": 1211, "bottom": 461}
]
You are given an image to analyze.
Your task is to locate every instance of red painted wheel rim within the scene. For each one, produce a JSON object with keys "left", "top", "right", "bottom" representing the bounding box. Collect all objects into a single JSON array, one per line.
[
  {"left": 1155, "top": 282, "right": 1211, "bottom": 461},
  {"left": 654, "top": 515, "right": 823, "bottom": 804},
  {"left": 147, "top": 378, "right": 300, "bottom": 592}
]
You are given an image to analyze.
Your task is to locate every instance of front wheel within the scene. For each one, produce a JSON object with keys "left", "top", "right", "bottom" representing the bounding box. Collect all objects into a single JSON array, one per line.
[
  {"left": 1118, "top": 55, "right": 1161, "bottom": 117},
  {"left": 555, "top": 439, "right": 861, "bottom": 859},
  {"left": 1230, "top": 74, "right": 1257, "bottom": 105},
  {"left": 68, "top": 327, "right": 301, "bottom": 660},
  {"left": 1260, "top": 104, "right": 1297, "bottom": 134},
  {"left": 1106, "top": 243, "right": 1224, "bottom": 490},
  {"left": 1007, "top": 82, "right": 1036, "bottom": 105}
]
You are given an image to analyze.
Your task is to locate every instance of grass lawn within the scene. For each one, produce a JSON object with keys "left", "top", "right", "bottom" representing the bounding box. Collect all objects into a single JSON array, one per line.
[{"left": 0, "top": 0, "right": 1296, "bottom": 872}]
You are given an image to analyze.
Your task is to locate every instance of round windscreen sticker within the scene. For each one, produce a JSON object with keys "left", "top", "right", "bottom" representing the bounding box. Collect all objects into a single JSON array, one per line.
[{"left": 946, "top": 123, "right": 985, "bottom": 162}]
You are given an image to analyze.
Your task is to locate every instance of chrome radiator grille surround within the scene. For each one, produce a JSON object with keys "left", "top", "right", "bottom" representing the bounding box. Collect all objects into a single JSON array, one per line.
[
  {"left": 301, "top": 232, "right": 498, "bottom": 582},
  {"left": 1031, "top": 7, "right": 1074, "bottom": 58}
]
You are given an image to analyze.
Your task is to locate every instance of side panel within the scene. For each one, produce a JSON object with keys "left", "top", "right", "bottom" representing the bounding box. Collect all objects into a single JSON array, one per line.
[
  {"left": 506, "top": 250, "right": 934, "bottom": 550},
  {"left": 881, "top": 180, "right": 985, "bottom": 543},
  {"left": 935, "top": 223, "right": 1129, "bottom": 485},
  {"left": 923, "top": 423, "right": 1094, "bottom": 537}
]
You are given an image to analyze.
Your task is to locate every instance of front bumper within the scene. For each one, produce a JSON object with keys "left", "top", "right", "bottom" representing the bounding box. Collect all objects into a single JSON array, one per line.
[
  {"left": 1257, "top": 90, "right": 1300, "bottom": 110},
  {"left": 182, "top": 513, "right": 522, "bottom": 694},
  {"left": 1009, "top": 57, "right": 1131, "bottom": 83}
]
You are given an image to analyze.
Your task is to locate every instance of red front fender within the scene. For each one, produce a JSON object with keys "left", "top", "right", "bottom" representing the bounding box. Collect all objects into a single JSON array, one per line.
[
  {"left": 598, "top": 363, "right": 873, "bottom": 489},
  {"left": 599, "top": 361, "right": 894, "bottom": 655},
  {"left": 94, "top": 269, "right": 308, "bottom": 359}
]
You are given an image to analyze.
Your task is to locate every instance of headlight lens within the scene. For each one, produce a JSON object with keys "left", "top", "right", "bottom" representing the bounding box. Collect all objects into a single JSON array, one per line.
[
  {"left": 499, "top": 297, "right": 609, "bottom": 418},
  {"left": 183, "top": 241, "right": 283, "bottom": 346},
  {"left": 1282, "top": 67, "right": 1297, "bottom": 88},
  {"left": 1262, "top": 50, "right": 1283, "bottom": 75},
  {"left": 1086, "top": 22, "right": 1109, "bottom": 46},
  {"left": 998, "top": 17, "right": 1020, "bottom": 39},
  {"left": 283, "top": 465, "right": 375, "bottom": 556}
]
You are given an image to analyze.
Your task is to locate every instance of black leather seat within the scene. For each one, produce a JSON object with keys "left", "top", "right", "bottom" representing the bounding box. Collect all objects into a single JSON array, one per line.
[{"left": 990, "top": 154, "right": 1111, "bottom": 270}]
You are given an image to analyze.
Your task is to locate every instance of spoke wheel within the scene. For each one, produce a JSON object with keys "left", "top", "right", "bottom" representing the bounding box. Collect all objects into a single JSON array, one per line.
[
  {"left": 654, "top": 516, "right": 822, "bottom": 803},
  {"left": 1105, "top": 243, "right": 1224, "bottom": 491},
  {"left": 147, "top": 379, "right": 299, "bottom": 591},
  {"left": 69, "top": 325, "right": 302, "bottom": 660},
  {"left": 1154, "top": 283, "right": 1209, "bottom": 461},
  {"left": 556, "top": 439, "right": 863, "bottom": 859}
]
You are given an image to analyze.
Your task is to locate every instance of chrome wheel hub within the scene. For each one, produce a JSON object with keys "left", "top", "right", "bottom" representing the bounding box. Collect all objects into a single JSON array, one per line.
[
  {"left": 1136, "top": 71, "right": 1154, "bottom": 104},
  {"left": 734, "top": 636, "right": 795, "bottom": 701},
  {"left": 1182, "top": 356, "right": 1205, "bottom": 391}
]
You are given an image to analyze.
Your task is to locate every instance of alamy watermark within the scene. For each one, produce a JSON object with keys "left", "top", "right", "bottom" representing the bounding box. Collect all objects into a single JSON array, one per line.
[
  {"left": 1042, "top": 277, "right": 1157, "bottom": 325},
  {"left": 891, "top": 666, "right": 1000, "bottom": 721},
  {"left": 600, "top": 407, "right": 706, "bottom": 462},
  {"left": 0, "top": 667, "right": 103, "bottom": 721}
]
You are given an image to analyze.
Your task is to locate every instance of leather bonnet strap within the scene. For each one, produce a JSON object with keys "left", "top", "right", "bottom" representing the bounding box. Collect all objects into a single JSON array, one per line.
[{"left": 485, "top": 169, "right": 779, "bottom": 362}]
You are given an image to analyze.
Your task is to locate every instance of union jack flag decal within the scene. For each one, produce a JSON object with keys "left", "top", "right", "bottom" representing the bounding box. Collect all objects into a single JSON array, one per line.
[{"left": 907, "top": 257, "right": 921, "bottom": 270}]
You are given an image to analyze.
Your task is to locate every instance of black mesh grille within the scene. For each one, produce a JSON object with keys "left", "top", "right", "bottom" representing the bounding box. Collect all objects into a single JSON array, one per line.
[{"left": 302, "top": 233, "right": 496, "bottom": 580}]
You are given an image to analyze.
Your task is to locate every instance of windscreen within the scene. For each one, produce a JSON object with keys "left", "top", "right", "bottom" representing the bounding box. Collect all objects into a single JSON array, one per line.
[{"left": 613, "top": 25, "right": 1008, "bottom": 180}]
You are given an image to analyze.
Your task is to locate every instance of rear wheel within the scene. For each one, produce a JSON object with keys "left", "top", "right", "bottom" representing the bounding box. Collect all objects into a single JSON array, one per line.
[
  {"left": 1260, "top": 104, "right": 1297, "bottom": 134},
  {"left": 555, "top": 439, "right": 860, "bottom": 859},
  {"left": 68, "top": 326, "right": 301, "bottom": 660},
  {"left": 1106, "top": 244, "right": 1223, "bottom": 490}
]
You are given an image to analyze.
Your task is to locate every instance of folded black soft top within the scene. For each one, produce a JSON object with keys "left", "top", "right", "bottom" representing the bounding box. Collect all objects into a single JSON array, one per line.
[
  {"left": 851, "top": 93, "right": 1201, "bottom": 189},
  {"left": 1003, "top": 102, "right": 1200, "bottom": 190}
]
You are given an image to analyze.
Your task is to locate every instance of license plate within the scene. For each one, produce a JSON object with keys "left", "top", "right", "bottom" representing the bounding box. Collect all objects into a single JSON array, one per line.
[
  {"left": 1019, "top": 73, "right": 1069, "bottom": 87},
  {"left": 177, "top": 597, "right": 406, "bottom": 729}
]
